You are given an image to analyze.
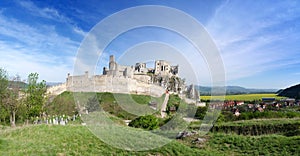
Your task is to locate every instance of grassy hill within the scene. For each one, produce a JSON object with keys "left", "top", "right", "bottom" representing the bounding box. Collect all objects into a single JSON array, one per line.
[
  {"left": 46, "top": 92, "right": 165, "bottom": 120},
  {"left": 0, "top": 124, "right": 299, "bottom": 155},
  {"left": 1, "top": 91, "right": 300, "bottom": 155},
  {"left": 0, "top": 125, "right": 211, "bottom": 155}
]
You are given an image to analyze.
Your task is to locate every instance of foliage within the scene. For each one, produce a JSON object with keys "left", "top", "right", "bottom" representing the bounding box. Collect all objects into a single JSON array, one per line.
[
  {"left": 24, "top": 73, "right": 47, "bottom": 118},
  {"left": 166, "top": 94, "right": 181, "bottom": 114},
  {"left": 220, "top": 109, "right": 300, "bottom": 122},
  {"left": 128, "top": 115, "right": 159, "bottom": 130},
  {"left": 0, "top": 69, "right": 22, "bottom": 127},
  {"left": 86, "top": 95, "right": 100, "bottom": 112},
  {"left": 0, "top": 68, "right": 9, "bottom": 123},
  {"left": 0, "top": 68, "right": 8, "bottom": 97},
  {"left": 194, "top": 106, "right": 208, "bottom": 119}
]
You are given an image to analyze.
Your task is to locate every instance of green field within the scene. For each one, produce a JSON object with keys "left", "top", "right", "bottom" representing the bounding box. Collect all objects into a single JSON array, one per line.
[
  {"left": 200, "top": 93, "right": 285, "bottom": 101},
  {"left": 0, "top": 124, "right": 299, "bottom": 155},
  {"left": 1, "top": 91, "right": 298, "bottom": 155}
]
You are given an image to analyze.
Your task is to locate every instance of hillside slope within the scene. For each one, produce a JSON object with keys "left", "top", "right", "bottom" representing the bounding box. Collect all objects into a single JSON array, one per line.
[{"left": 278, "top": 84, "right": 300, "bottom": 99}]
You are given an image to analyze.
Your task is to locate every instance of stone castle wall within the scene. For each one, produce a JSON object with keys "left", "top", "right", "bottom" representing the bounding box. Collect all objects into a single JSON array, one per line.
[
  {"left": 66, "top": 74, "right": 165, "bottom": 97},
  {"left": 47, "top": 83, "right": 67, "bottom": 95},
  {"left": 47, "top": 55, "right": 183, "bottom": 97}
]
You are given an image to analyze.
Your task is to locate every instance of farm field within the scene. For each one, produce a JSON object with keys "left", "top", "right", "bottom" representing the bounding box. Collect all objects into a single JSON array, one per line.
[{"left": 200, "top": 93, "right": 285, "bottom": 101}]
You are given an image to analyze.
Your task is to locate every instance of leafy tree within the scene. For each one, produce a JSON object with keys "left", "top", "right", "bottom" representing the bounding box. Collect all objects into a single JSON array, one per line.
[
  {"left": 0, "top": 68, "right": 9, "bottom": 124},
  {"left": 0, "top": 68, "right": 8, "bottom": 96},
  {"left": 2, "top": 75, "right": 23, "bottom": 127},
  {"left": 129, "top": 115, "right": 159, "bottom": 130},
  {"left": 0, "top": 69, "right": 23, "bottom": 126},
  {"left": 24, "top": 73, "right": 47, "bottom": 120},
  {"left": 86, "top": 95, "right": 100, "bottom": 113}
]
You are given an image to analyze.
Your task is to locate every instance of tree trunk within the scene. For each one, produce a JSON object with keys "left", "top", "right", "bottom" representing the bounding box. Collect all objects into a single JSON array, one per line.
[{"left": 10, "top": 111, "right": 16, "bottom": 127}]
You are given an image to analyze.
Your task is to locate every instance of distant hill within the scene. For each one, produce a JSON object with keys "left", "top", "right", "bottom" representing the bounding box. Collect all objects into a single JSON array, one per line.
[
  {"left": 46, "top": 82, "right": 63, "bottom": 87},
  {"left": 8, "top": 81, "right": 27, "bottom": 89},
  {"left": 278, "top": 84, "right": 300, "bottom": 99},
  {"left": 195, "top": 85, "right": 277, "bottom": 95}
]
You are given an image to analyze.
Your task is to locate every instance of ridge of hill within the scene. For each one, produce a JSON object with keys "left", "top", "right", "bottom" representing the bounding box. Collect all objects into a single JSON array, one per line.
[
  {"left": 278, "top": 84, "right": 300, "bottom": 99},
  {"left": 196, "top": 85, "right": 277, "bottom": 95}
]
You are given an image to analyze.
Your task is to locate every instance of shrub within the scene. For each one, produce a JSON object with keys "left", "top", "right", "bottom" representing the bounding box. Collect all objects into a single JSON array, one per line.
[
  {"left": 128, "top": 115, "right": 159, "bottom": 130},
  {"left": 194, "top": 106, "right": 208, "bottom": 119}
]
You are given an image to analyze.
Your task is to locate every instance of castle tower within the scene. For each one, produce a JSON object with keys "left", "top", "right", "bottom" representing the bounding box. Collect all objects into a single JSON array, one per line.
[
  {"left": 154, "top": 60, "right": 171, "bottom": 76},
  {"left": 109, "top": 55, "right": 116, "bottom": 71}
]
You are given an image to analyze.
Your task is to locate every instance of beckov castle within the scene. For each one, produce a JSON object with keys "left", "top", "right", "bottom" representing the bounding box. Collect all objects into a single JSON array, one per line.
[{"left": 55, "top": 55, "right": 186, "bottom": 97}]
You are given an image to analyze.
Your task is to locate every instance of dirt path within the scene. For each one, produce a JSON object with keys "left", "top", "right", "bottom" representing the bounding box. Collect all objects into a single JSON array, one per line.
[{"left": 161, "top": 93, "right": 169, "bottom": 118}]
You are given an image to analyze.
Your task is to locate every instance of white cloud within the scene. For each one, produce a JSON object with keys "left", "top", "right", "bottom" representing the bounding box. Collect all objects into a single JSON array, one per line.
[
  {"left": 17, "top": 0, "right": 87, "bottom": 37},
  {"left": 205, "top": 0, "right": 300, "bottom": 81},
  {"left": 0, "top": 11, "right": 78, "bottom": 82},
  {"left": 0, "top": 40, "right": 74, "bottom": 82},
  {"left": 73, "top": 26, "right": 87, "bottom": 37},
  {"left": 18, "top": 0, "right": 69, "bottom": 22}
]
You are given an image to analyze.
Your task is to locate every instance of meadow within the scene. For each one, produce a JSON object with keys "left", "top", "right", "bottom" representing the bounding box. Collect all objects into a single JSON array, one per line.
[
  {"left": 1, "top": 92, "right": 298, "bottom": 155},
  {"left": 0, "top": 124, "right": 299, "bottom": 155},
  {"left": 200, "top": 93, "right": 285, "bottom": 101}
]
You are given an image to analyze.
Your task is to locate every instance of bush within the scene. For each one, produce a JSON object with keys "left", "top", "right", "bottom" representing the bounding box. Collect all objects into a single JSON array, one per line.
[
  {"left": 128, "top": 115, "right": 159, "bottom": 130},
  {"left": 194, "top": 106, "right": 208, "bottom": 119}
]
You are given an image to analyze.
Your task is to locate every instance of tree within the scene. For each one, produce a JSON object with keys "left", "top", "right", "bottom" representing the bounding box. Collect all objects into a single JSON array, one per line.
[
  {"left": 0, "top": 68, "right": 9, "bottom": 124},
  {"left": 86, "top": 95, "right": 100, "bottom": 113},
  {"left": 24, "top": 73, "right": 47, "bottom": 120},
  {"left": 2, "top": 76, "right": 21, "bottom": 127},
  {"left": 0, "top": 68, "right": 8, "bottom": 96},
  {"left": 0, "top": 69, "right": 23, "bottom": 127}
]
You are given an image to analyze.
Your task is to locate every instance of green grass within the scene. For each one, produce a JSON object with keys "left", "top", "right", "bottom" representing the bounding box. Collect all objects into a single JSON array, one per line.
[
  {"left": 47, "top": 92, "right": 165, "bottom": 120},
  {"left": 216, "top": 118, "right": 300, "bottom": 126},
  {"left": 0, "top": 124, "right": 299, "bottom": 155},
  {"left": 206, "top": 133, "right": 300, "bottom": 155},
  {"left": 201, "top": 93, "right": 285, "bottom": 101},
  {"left": 0, "top": 124, "right": 214, "bottom": 156}
]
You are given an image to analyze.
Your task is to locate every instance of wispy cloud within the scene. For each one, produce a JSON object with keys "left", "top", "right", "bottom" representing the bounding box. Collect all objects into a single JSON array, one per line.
[
  {"left": 206, "top": 0, "right": 300, "bottom": 81},
  {"left": 17, "top": 0, "right": 87, "bottom": 37},
  {"left": 0, "top": 40, "right": 74, "bottom": 81},
  {"left": 0, "top": 13, "right": 78, "bottom": 52},
  {"left": 0, "top": 9, "right": 77, "bottom": 81},
  {"left": 18, "top": 0, "right": 69, "bottom": 23}
]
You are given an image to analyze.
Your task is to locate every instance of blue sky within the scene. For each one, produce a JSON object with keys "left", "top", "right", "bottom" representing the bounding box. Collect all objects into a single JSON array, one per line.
[{"left": 0, "top": 0, "right": 299, "bottom": 89}]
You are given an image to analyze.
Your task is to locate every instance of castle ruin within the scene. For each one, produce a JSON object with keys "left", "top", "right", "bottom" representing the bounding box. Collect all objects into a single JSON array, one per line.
[{"left": 65, "top": 55, "right": 185, "bottom": 97}]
